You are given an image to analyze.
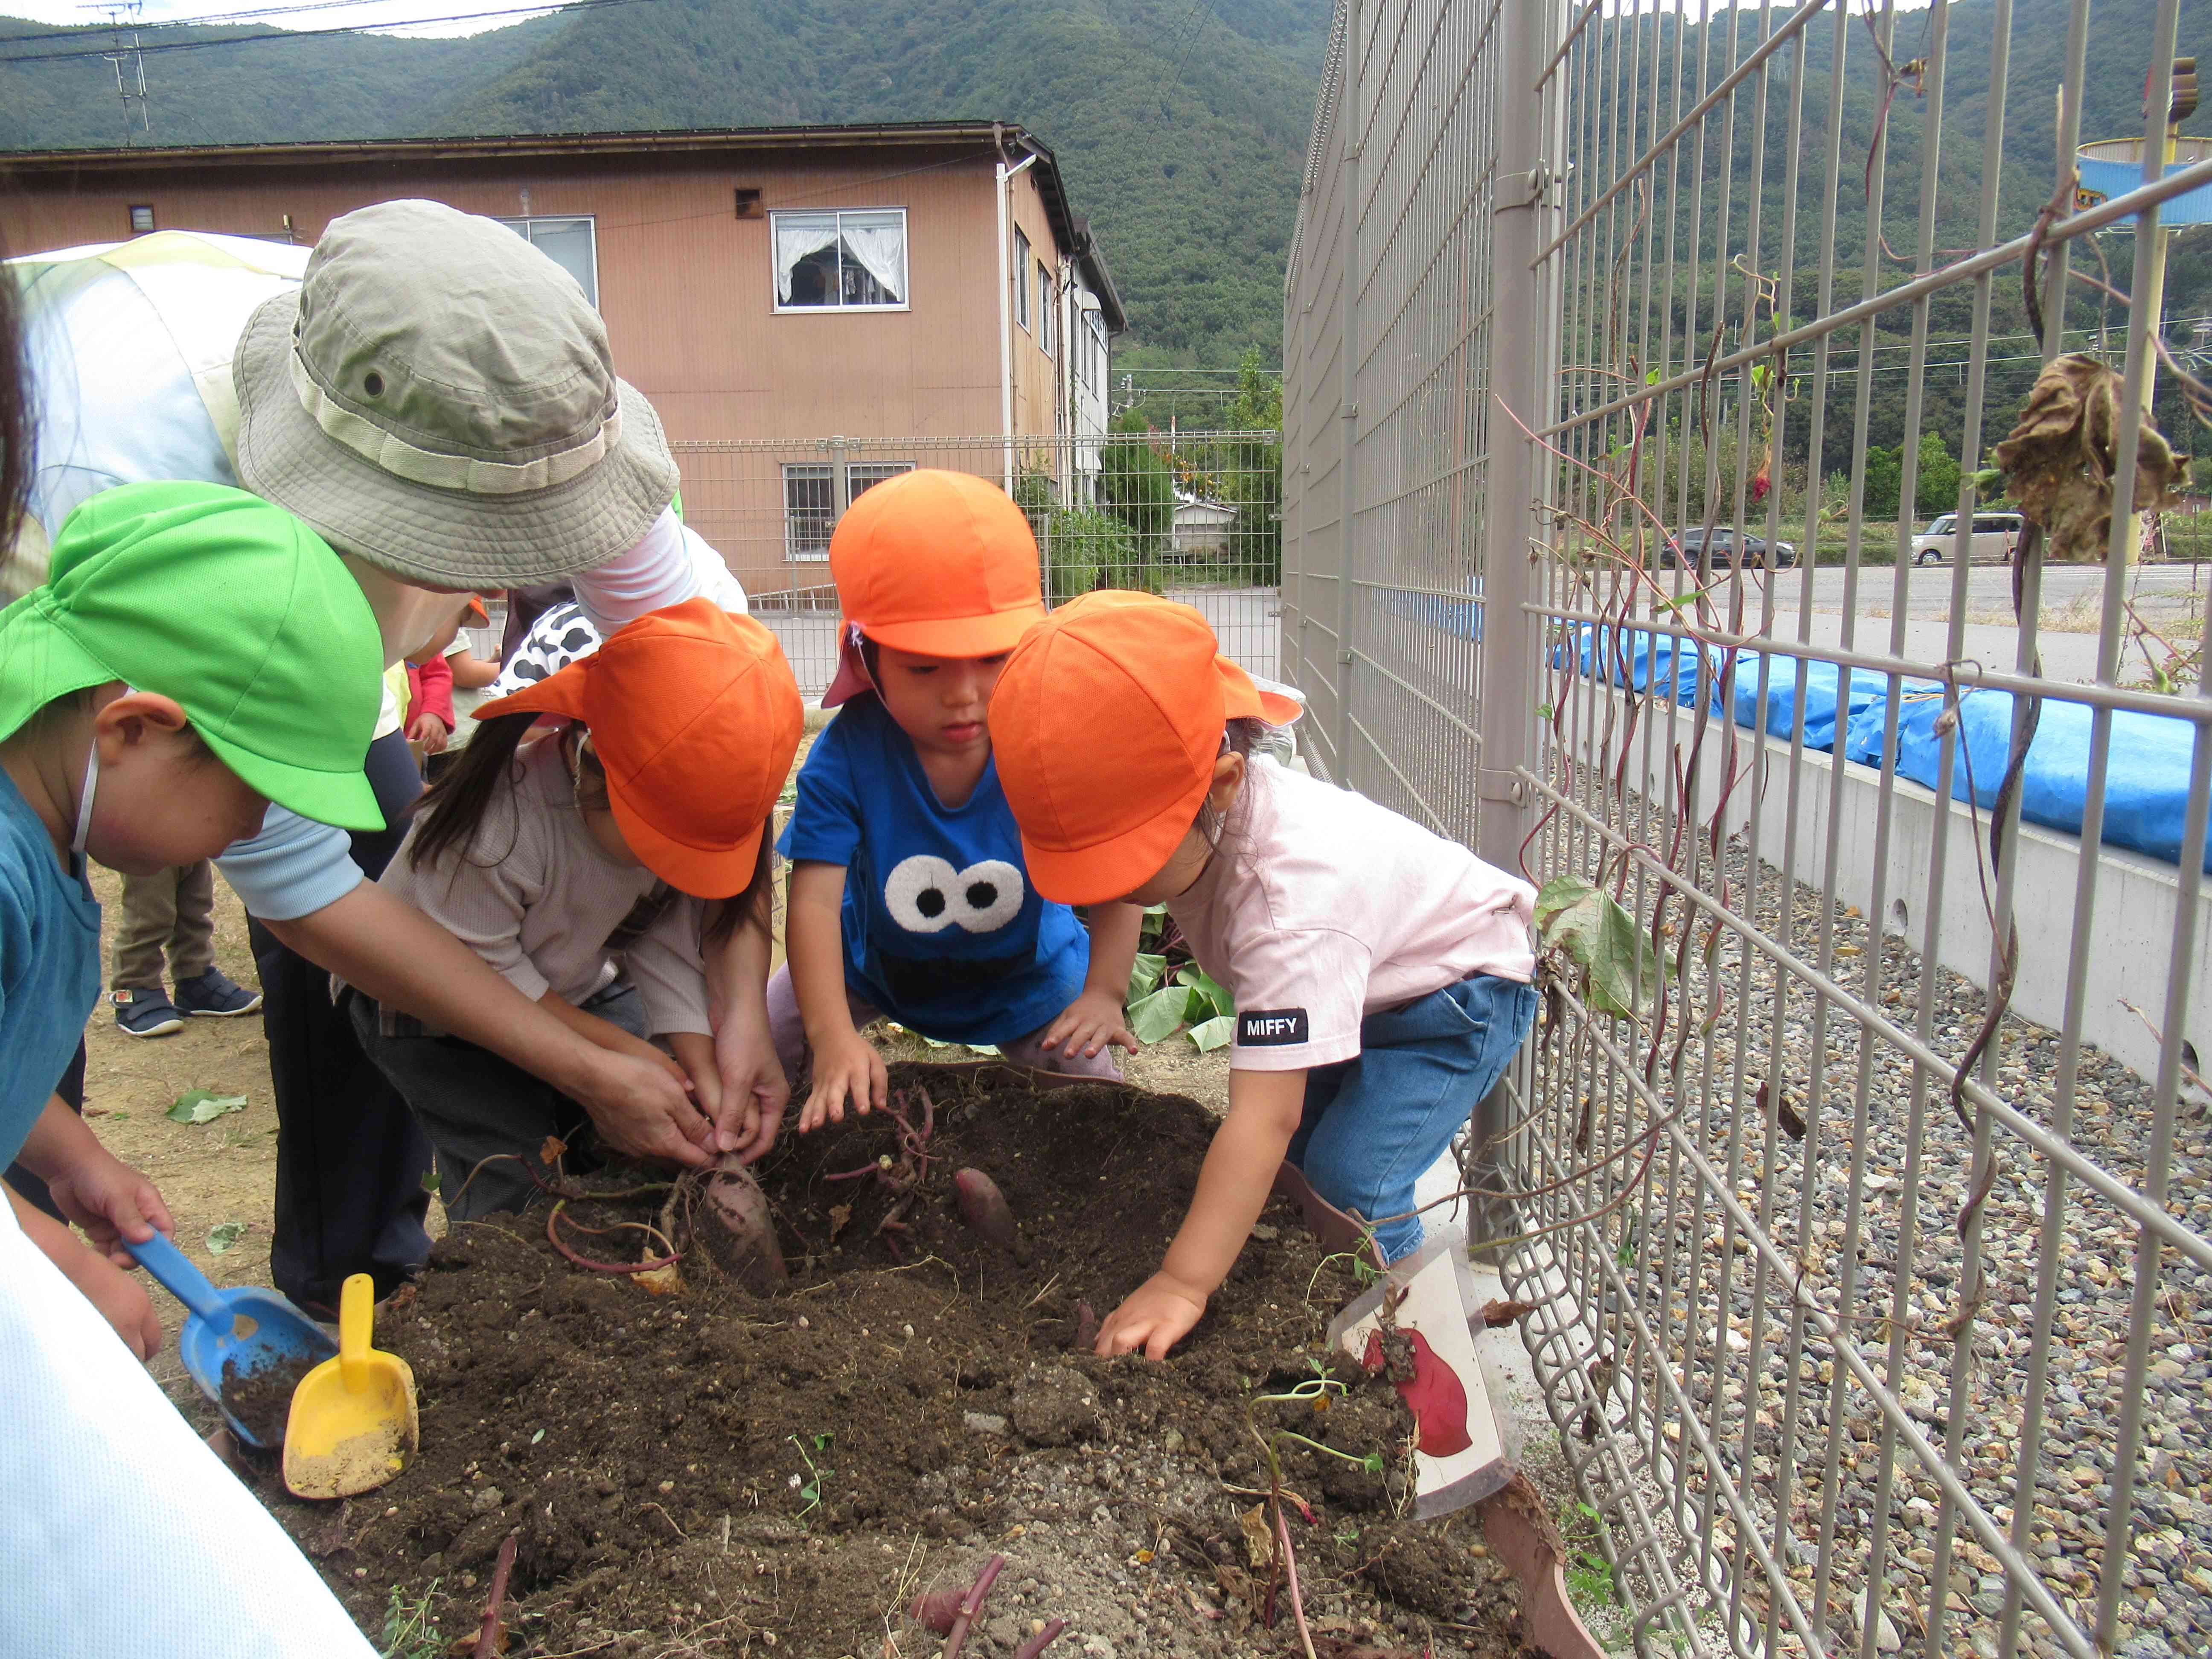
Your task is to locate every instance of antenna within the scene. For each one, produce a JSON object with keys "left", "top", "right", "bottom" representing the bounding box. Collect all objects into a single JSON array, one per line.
[{"left": 80, "top": 0, "right": 151, "bottom": 140}]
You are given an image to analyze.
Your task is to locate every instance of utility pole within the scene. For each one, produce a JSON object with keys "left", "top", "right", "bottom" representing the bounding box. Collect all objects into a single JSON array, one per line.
[{"left": 85, "top": 1, "right": 151, "bottom": 141}]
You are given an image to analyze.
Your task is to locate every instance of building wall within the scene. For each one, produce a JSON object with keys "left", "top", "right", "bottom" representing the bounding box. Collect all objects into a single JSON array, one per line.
[
  {"left": 6, "top": 141, "right": 1095, "bottom": 597},
  {"left": 3, "top": 145, "right": 1070, "bottom": 446}
]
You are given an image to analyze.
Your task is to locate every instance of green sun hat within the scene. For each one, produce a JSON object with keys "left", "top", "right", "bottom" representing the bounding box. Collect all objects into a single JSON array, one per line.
[{"left": 0, "top": 482, "right": 387, "bottom": 831}]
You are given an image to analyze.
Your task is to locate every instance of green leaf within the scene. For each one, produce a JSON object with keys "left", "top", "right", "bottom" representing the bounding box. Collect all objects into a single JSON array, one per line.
[
  {"left": 1128, "top": 951, "right": 1168, "bottom": 1001},
  {"left": 531, "top": 1427, "right": 546, "bottom": 1445},
  {"left": 205, "top": 1221, "right": 247, "bottom": 1254},
  {"left": 1644, "top": 367, "right": 1662, "bottom": 385},
  {"left": 1187, "top": 1014, "right": 1236, "bottom": 1052},
  {"left": 1174, "top": 965, "right": 1234, "bottom": 1020},
  {"left": 1129, "top": 985, "right": 1195, "bottom": 1044},
  {"left": 166, "top": 1089, "right": 247, "bottom": 1125},
  {"left": 420, "top": 1169, "right": 441, "bottom": 1196},
  {"left": 1535, "top": 876, "right": 1668, "bottom": 1019}
]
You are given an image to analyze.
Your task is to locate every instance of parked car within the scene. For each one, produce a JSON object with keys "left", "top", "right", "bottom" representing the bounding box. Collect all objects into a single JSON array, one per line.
[
  {"left": 1911, "top": 511, "right": 2023, "bottom": 566},
  {"left": 1659, "top": 527, "right": 1799, "bottom": 570}
]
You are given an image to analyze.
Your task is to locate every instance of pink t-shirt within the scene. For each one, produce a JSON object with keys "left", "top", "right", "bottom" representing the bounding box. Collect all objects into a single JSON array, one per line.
[{"left": 1168, "top": 761, "right": 1537, "bottom": 1072}]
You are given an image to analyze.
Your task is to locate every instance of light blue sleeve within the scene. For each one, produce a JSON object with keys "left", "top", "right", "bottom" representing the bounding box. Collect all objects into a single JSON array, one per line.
[{"left": 213, "top": 805, "right": 364, "bottom": 922}]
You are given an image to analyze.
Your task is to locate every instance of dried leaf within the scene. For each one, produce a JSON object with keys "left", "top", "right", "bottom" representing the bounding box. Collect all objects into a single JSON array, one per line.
[
  {"left": 1237, "top": 1504, "right": 1276, "bottom": 1570},
  {"left": 1991, "top": 352, "right": 2182, "bottom": 562},
  {"left": 827, "top": 1202, "right": 853, "bottom": 1241},
  {"left": 1480, "top": 1298, "right": 1536, "bottom": 1328},
  {"left": 634, "top": 1262, "right": 684, "bottom": 1297},
  {"left": 539, "top": 1134, "right": 569, "bottom": 1166}
]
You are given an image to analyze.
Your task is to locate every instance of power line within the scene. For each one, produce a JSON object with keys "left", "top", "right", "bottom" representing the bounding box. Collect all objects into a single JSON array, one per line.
[
  {"left": 2, "top": 0, "right": 431, "bottom": 46},
  {"left": 0, "top": 0, "right": 641, "bottom": 66}
]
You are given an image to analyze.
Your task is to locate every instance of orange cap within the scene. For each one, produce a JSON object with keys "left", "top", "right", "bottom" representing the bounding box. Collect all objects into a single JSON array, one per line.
[
  {"left": 821, "top": 469, "right": 1046, "bottom": 706},
  {"left": 987, "top": 591, "right": 1302, "bottom": 905},
  {"left": 474, "top": 597, "right": 803, "bottom": 898}
]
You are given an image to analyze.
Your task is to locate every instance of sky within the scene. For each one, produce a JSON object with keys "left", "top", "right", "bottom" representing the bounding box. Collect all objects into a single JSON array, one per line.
[{"left": 0, "top": 0, "right": 549, "bottom": 39}]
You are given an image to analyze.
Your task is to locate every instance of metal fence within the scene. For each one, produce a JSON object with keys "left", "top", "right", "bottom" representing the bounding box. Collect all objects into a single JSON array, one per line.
[
  {"left": 669, "top": 431, "right": 1283, "bottom": 697},
  {"left": 1284, "top": 3, "right": 2212, "bottom": 1657}
]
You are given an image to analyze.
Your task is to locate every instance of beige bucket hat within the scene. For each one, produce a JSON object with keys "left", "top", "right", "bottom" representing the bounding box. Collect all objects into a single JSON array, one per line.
[{"left": 233, "top": 198, "right": 680, "bottom": 586}]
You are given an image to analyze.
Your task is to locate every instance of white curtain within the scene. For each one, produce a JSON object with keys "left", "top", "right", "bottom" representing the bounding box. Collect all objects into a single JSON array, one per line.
[
  {"left": 837, "top": 213, "right": 907, "bottom": 304},
  {"left": 774, "top": 213, "right": 842, "bottom": 303}
]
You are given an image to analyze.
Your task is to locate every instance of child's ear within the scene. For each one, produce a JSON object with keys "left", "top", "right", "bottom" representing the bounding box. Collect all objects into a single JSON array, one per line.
[
  {"left": 94, "top": 690, "right": 192, "bottom": 747},
  {"left": 1208, "top": 750, "right": 1246, "bottom": 809}
]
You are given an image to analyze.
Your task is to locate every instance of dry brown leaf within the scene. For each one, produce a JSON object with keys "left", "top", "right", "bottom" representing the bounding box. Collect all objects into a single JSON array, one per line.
[
  {"left": 1991, "top": 352, "right": 2183, "bottom": 562},
  {"left": 827, "top": 1201, "right": 852, "bottom": 1241},
  {"left": 1237, "top": 1503, "right": 1277, "bottom": 1571},
  {"left": 634, "top": 1261, "right": 684, "bottom": 1297},
  {"left": 1480, "top": 1297, "right": 1537, "bottom": 1327},
  {"left": 539, "top": 1134, "right": 569, "bottom": 1166}
]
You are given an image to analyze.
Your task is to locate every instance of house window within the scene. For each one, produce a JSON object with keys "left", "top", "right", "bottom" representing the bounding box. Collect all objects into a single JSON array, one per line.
[
  {"left": 1035, "top": 262, "right": 1054, "bottom": 357},
  {"left": 773, "top": 209, "right": 908, "bottom": 310},
  {"left": 128, "top": 204, "right": 155, "bottom": 233},
  {"left": 846, "top": 462, "right": 913, "bottom": 502},
  {"left": 785, "top": 460, "right": 915, "bottom": 560},
  {"left": 1014, "top": 227, "right": 1031, "bottom": 330},
  {"left": 496, "top": 216, "right": 597, "bottom": 306}
]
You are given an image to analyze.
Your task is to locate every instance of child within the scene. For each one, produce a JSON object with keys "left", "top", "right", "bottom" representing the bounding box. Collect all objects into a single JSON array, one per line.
[
  {"left": 775, "top": 469, "right": 1141, "bottom": 1133},
  {"left": 353, "top": 598, "right": 802, "bottom": 1220},
  {"left": 989, "top": 591, "right": 1540, "bottom": 1360},
  {"left": 0, "top": 480, "right": 387, "bottom": 1357}
]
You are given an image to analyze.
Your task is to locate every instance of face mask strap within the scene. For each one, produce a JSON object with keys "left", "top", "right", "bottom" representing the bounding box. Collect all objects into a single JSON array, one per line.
[{"left": 69, "top": 683, "right": 132, "bottom": 859}]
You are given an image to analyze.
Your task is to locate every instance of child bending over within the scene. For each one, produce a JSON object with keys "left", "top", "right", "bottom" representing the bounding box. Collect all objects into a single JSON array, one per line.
[
  {"left": 777, "top": 470, "right": 1141, "bottom": 1133},
  {"left": 990, "top": 592, "right": 1538, "bottom": 1359},
  {"left": 354, "top": 599, "right": 802, "bottom": 1220},
  {"left": 0, "top": 483, "right": 387, "bottom": 1356}
]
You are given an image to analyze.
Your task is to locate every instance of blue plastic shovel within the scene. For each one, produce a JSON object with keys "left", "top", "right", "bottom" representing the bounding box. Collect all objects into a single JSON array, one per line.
[{"left": 126, "top": 1231, "right": 337, "bottom": 1450}]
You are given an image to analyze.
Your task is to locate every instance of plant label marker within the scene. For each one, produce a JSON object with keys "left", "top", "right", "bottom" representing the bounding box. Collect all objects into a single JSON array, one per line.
[{"left": 1324, "top": 1229, "right": 1511, "bottom": 1520}]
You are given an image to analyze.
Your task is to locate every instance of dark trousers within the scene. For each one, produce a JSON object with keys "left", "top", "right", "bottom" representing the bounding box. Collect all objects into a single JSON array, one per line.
[
  {"left": 350, "top": 981, "right": 646, "bottom": 1224},
  {"left": 3, "top": 1043, "right": 88, "bottom": 1221},
  {"left": 250, "top": 729, "right": 434, "bottom": 1312}
]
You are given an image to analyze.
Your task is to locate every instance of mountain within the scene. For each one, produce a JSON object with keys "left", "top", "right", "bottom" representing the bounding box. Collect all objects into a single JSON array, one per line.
[{"left": 0, "top": 0, "right": 1336, "bottom": 367}]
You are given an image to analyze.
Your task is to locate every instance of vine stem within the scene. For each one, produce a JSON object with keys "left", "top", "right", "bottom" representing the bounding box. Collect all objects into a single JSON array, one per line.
[
  {"left": 1272, "top": 1501, "right": 1318, "bottom": 1659},
  {"left": 941, "top": 1553, "right": 1006, "bottom": 1659},
  {"left": 1010, "top": 1618, "right": 1068, "bottom": 1659}
]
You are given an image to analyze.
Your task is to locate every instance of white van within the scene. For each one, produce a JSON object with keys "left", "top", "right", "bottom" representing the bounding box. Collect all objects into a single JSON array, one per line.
[{"left": 1911, "top": 511, "right": 2023, "bottom": 566}]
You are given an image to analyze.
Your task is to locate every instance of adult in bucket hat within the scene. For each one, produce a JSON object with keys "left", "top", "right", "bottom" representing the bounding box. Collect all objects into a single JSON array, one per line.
[
  {"left": 355, "top": 600, "right": 803, "bottom": 1221},
  {"left": 7, "top": 203, "right": 758, "bottom": 1318}
]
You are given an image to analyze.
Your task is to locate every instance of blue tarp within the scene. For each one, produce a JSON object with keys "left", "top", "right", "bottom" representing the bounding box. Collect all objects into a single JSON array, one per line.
[
  {"left": 1844, "top": 684, "right": 2212, "bottom": 873},
  {"left": 1552, "top": 624, "right": 2209, "bottom": 871}
]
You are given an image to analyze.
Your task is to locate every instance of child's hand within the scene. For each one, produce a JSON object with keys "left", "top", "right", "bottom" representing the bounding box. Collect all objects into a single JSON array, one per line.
[
  {"left": 1039, "top": 987, "right": 1139, "bottom": 1061},
  {"left": 1094, "top": 1272, "right": 1208, "bottom": 1360},
  {"left": 798, "top": 1028, "right": 888, "bottom": 1134},
  {"left": 44, "top": 1150, "right": 172, "bottom": 1267},
  {"left": 62, "top": 1241, "right": 164, "bottom": 1360},
  {"left": 713, "top": 1019, "right": 791, "bottom": 1164},
  {"left": 407, "top": 712, "right": 451, "bottom": 754}
]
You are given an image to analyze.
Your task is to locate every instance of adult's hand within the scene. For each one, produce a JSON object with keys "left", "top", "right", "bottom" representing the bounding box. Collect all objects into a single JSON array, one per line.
[
  {"left": 266, "top": 882, "right": 712, "bottom": 1168},
  {"left": 569, "top": 1045, "right": 717, "bottom": 1168}
]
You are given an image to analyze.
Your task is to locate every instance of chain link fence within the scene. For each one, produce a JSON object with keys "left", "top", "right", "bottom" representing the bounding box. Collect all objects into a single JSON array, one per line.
[
  {"left": 669, "top": 432, "right": 1282, "bottom": 697},
  {"left": 1284, "top": 3, "right": 2212, "bottom": 1656}
]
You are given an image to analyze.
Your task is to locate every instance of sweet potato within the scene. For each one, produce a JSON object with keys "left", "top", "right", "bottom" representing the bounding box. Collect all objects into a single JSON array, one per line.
[
  {"left": 953, "top": 1167, "right": 1030, "bottom": 1264},
  {"left": 693, "top": 1159, "right": 788, "bottom": 1292},
  {"left": 909, "top": 1586, "right": 965, "bottom": 1634}
]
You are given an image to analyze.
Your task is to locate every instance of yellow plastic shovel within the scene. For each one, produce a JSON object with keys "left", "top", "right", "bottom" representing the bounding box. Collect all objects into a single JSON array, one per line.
[{"left": 282, "top": 1273, "right": 419, "bottom": 1499}]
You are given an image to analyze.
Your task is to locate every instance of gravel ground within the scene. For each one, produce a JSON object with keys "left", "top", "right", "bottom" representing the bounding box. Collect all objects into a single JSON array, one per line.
[{"left": 1524, "top": 822, "right": 2211, "bottom": 1659}]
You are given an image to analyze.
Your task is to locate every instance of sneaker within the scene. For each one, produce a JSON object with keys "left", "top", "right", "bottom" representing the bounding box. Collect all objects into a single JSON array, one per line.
[
  {"left": 175, "top": 968, "right": 263, "bottom": 1018},
  {"left": 112, "top": 987, "right": 185, "bottom": 1038}
]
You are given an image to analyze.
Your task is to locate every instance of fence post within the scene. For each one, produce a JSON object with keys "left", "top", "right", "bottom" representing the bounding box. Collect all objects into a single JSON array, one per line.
[
  {"left": 1331, "top": 0, "right": 1362, "bottom": 786},
  {"left": 1467, "top": 0, "right": 1557, "bottom": 1244}
]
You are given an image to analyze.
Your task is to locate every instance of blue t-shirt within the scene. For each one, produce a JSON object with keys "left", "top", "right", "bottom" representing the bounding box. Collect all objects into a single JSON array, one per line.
[
  {"left": 0, "top": 768, "right": 103, "bottom": 1168},
  {"left": 777, "top": 696, "right": 1089, "bottom": 1045}
]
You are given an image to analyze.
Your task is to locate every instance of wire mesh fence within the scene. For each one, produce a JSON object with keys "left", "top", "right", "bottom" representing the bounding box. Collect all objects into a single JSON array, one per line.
[
  {"left": 1284, "top": 2, "right": 2212, "bottom": 1656},
  {"left": 669, "top": 431, "right": 1283, "bottom": 697}
]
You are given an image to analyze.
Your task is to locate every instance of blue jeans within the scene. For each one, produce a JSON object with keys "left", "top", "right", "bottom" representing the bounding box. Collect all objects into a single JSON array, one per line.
[{"left": 1286, "top": 972, "right": 1538, "bottom": 1263}]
